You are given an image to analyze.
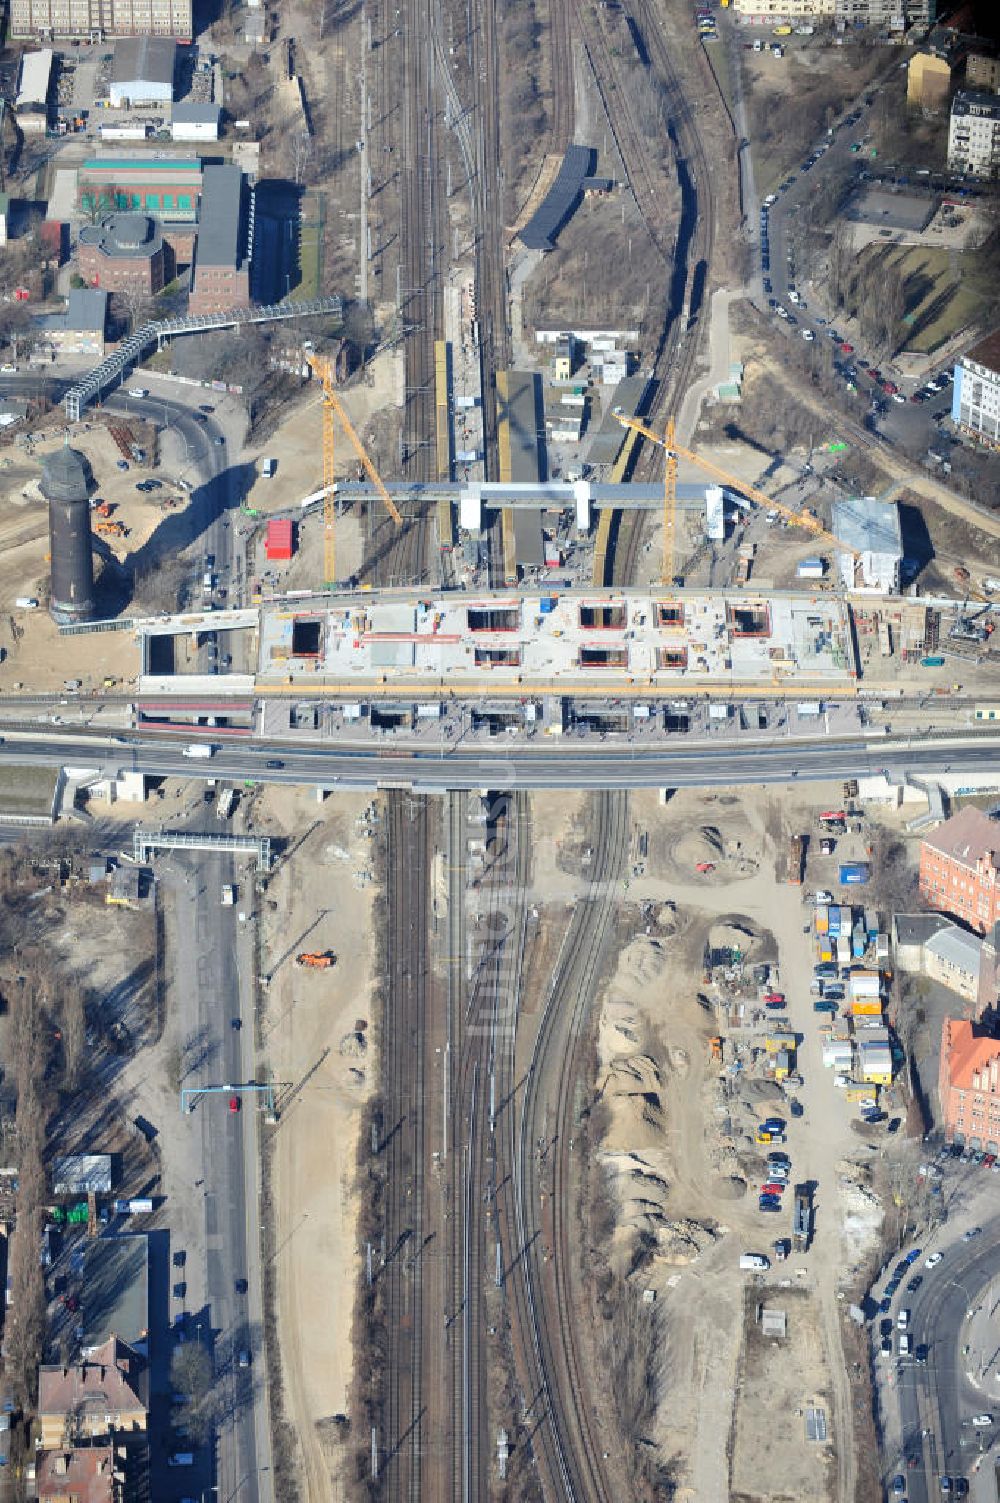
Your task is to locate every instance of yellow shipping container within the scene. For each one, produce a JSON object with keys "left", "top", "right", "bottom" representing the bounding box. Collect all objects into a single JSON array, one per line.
[
  {"left": 851, "top": 999, "right": 883, "bottom": 1017},
  {"left": 774, "top": 24, "right": 792, "bottom": 34}
]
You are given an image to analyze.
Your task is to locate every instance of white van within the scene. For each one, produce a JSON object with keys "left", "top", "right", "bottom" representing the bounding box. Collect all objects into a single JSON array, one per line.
[
  {"left": 14, "top": 597, "right": 39, "bottom": 609},
  {"left": 740, "top": 1253, "right": 770, "bottom": 1271},
  {"left": 127, "top": 387, "right": 149, "bottom": 399}
]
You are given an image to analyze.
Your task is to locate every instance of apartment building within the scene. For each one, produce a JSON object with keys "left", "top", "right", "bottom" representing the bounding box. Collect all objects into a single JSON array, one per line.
[
  {"left": 953, "top": 328, "right": 1000, "bottom": 448},
  {"left": 10, "top": 0, "right": 192, "bottom": 41},
  {"left": 731, "top": 0, "right": 834, "bottom": 20},
  {"left": 919, "top": 806, "right": 1000, "bottom": 934},
  {"left": 908, "top": 50, "right": 956, "bottom": 109},
  {"left": 948, "top": 89, "right": 1000, "bottom": 177},
  {"left": 966, "top": 54, "right": 1000, "bottom": 94},
  {"left": 734, "top": 0, "right": 934, "bottom": 24}
]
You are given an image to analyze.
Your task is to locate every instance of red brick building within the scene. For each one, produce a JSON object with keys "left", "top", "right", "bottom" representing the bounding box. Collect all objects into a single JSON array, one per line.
[
  {"left": 939, "top": 1017, "right": 1000, "bottom": 1146},
  {"left": 78, "top": 213, "right": 166, "bottom": 296},
  {"left": 187, "top": 164, "right": 251, "bottom": 315},
  {"left": 919, "top": 806, "right": 1000, "bottom": 934}
]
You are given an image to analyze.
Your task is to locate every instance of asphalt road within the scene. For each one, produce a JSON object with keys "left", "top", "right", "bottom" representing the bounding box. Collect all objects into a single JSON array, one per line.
[
  {"left": 3, "top": 726, "right": 1000, "bottom": 791},
  {"left": 884, "top": 1216, "right": 1000, "bottom": 1503},
  {"left": 168, "top": 851, "right": 272, "bottom": 1503}
]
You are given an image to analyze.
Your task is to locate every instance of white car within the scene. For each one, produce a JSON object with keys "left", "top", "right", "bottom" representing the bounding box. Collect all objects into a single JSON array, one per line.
[
  {"left": 835, "top": 1074, "right": 851, "bottom": 1088},
  {"left": 972, "top": 1414, "right": 994, "bottom": 1428},
  {"left": 813, "top": 890, "right": 834, "bottom": 905},
  {"left": 925, "top": 1251, "right": 944, "bottom": 1268},
  {"left": 127, "top": 387, "right": 149, "bottom": 399},
  {"left": 801, "top": 329, "right": 815, "bottom": 341},
  {"left": 859, "top": 1097, "right": 878, "bottom": 1111},
  {"left": 891, "top": 392, "right": 905, "bottom": 403}
]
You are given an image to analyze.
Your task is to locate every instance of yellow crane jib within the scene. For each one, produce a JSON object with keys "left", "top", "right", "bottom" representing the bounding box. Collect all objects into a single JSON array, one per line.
[
  {"left": 612, "top": 410, "right": 861, "bottom": 562},
  {"left": 304, "top": 351, "right": 402, "bottom": 585}
]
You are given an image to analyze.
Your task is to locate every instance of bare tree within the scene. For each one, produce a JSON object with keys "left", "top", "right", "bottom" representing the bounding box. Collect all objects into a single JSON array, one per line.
[{"left": 290, "top": 132, "right": 313, "bottom": 187}]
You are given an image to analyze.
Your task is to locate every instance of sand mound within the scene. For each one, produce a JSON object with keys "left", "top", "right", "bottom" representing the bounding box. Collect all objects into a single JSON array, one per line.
[{"left": 656, "top": 1218, "right": 720, "bottom": 1264}]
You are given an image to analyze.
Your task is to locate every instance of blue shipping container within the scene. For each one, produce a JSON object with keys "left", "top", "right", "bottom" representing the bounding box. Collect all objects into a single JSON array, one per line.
[
  {"left": 852, "top": 923, "right": 866, "bottom": 959},
  {"left": 839, "top": 862, "right": 870, "bottom": 885},
  {"left": 828, "top": 906, "right": 841, "bottom": 937},
  {"left": 540, "top": 596, "right": 557, "bottom": 614}
]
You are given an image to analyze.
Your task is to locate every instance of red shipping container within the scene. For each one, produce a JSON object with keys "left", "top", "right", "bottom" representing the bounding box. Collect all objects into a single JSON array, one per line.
[
  {"left": 265, "top": 518, "right": 294, "bottom": 561},
  {"left": 40, "top": 220, "right": 67, "bottom": 265}
]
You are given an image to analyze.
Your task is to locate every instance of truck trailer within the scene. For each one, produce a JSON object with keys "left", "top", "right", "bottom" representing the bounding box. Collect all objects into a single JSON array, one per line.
[
  {"left": 793, "top": 1185, "right": 812, "bottom": 1252},
  {"left": 182, "top": 744, "right": 215, "bottom": 759}
]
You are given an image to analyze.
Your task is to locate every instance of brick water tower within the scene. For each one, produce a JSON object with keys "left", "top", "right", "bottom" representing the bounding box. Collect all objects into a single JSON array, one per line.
[{"left": 42, "top": 440, "right": 95, "bottom": 624}]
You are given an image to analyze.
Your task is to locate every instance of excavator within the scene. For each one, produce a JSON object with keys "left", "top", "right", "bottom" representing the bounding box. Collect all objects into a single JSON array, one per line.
[{"left": 294, "top": 951, "right": 336, "bottom": 970}]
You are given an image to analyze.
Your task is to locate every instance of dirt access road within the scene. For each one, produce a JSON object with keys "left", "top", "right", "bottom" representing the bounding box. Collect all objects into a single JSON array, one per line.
[{"left": 257, "top": 786, "right": 377, "bottom": 1502}]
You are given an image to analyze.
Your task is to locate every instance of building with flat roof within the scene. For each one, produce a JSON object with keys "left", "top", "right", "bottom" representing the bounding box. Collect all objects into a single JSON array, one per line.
[
  {"left": 948, "top": 89, "right": 1000, "bottom": 177},
  {"left": 109, "top": 35, "right": 176, "bottom": 106},
  {"left": 53, "top": 1153, "right": 113, "bottom": 1195},
  {"left": 37, "top": 1335, "right": 147, "bottom": 1450},
  {"left": 15, "top": 48, "right": 53, "bottom": 134},
  {"left": 81, "top": 1235, "right": 148, "bottom": 1352},
  {"left": 79, "top": 212, "right": 166, "bottom": 294},
  {"left": 939, "top": 1017, "right": 1000, "bottom": 1145},
  {"left": 832, "top": 496, "right": 902, "bottom": 594},
  {"left": 953, "top": 328, "right": 1000, "bottom": 448},
  {"left": 10, "top": 0, "right": 193, "bottom": 41},
  {"left": 920, "top": 806, "right": 1000, "bottom": 933},
  {"left": 170, "top": 101, "right": 220, "bottom": 141},
  {"left": 188, "top": 164, "right": 251, "bottom": 315},
  {"left": 79, "top": 154, "right": 201, "bottom": 223}
]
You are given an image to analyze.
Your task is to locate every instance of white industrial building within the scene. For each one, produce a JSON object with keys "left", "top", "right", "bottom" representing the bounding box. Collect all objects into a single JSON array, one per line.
[
  {"left": 109, "top": 36, "right": 176, "bottom": 107},
  {"left": 15, "top": 48, "right": 53, "bottom": 134},
  {"left": 954, "top": 330, "right": 1000, "bottom": 448},
  {"left": 170, "top": 102, "right": 221, "bottom": 141},
  {"left": 948, "top": 91, "right": 1000, "bottom": 179},
  {"left": 833, "top": 496, "right": 903, "bottom": 594}
]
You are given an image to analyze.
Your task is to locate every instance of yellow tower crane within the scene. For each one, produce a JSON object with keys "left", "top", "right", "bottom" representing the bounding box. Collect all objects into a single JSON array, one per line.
[
  {"left": 613, "top": 411, "right": 860, "bottom": 584},
  {"left": 304, "top": 352, "right": 403, "bottom": 585}
]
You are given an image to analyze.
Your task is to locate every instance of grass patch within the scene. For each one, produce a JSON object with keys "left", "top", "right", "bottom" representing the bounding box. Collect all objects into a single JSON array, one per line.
[
  {"left": 703, "top": 38, "right": 736, "bottom": 129},
  {"left": 0, "top": 765, "right": 58, "bottom": 818},
  {"left": 861, "top": 244, "right": 981, "bottom": 355},
  {"left": 298, "top": 190, "right": 324, "bottom": 300}
]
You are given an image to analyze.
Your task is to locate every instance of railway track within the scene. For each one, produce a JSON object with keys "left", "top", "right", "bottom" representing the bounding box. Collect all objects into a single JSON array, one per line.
[
  {"left": 506, "top": 790, "right": 629, "bottom": 1501},
  {"left": 446, "top": 789, "right": 532, "bottom": 1499},
  {"left": 381, "top": 790, "right": 432, "bottom": 1499},
  {"left": 581, "top": 0, "right": 718, "bottom": 585},
  {"left": 361, "top": 0, "right": 445, "bottom": 589}
]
